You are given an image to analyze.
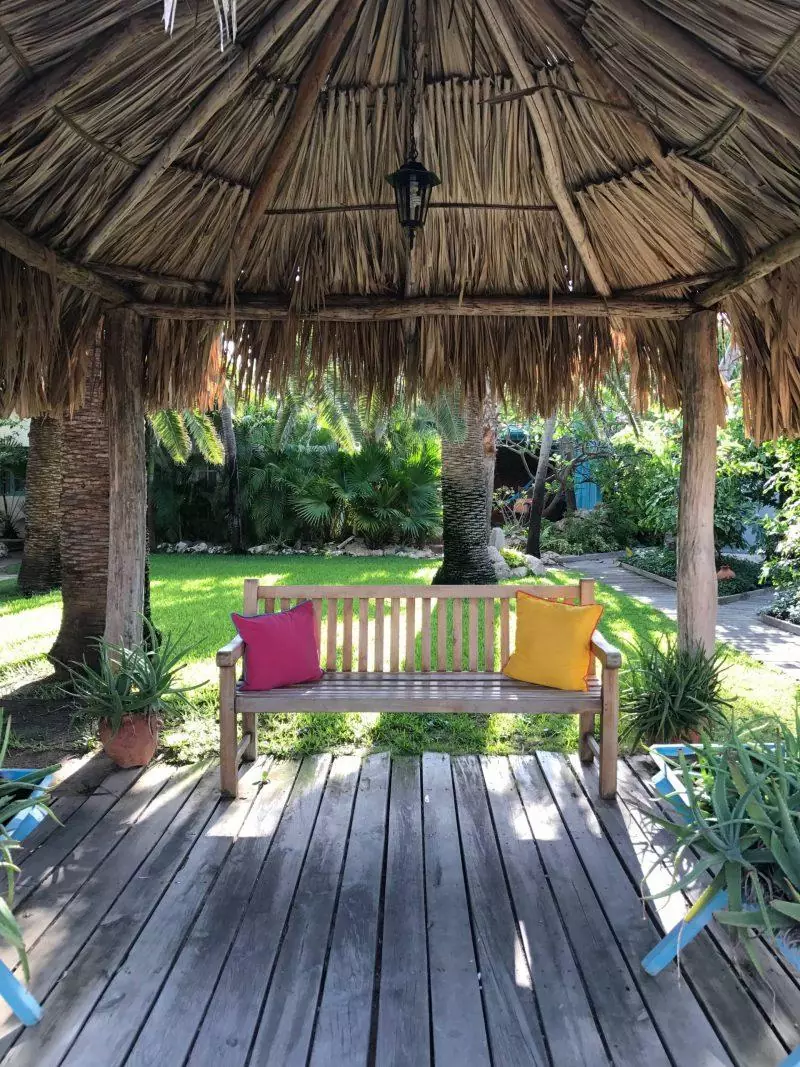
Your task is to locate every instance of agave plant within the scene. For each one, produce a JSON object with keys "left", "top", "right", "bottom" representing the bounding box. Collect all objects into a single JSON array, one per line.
[
  {"left": 647, "top": 713, "right": 800, "bottom": 969},
  {"left": 622, "top": 636, "right": 732, "bottom": 749}
]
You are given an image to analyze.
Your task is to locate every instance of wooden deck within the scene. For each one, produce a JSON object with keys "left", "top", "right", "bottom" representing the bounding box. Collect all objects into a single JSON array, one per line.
[{"left": 1, "top": 751, "right": 799, "bottom": 1067}]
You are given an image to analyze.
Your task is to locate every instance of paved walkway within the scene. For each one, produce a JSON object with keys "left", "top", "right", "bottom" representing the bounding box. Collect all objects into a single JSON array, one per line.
[{"left": 566, "top": 556, "right": 800, "bottom": 682}]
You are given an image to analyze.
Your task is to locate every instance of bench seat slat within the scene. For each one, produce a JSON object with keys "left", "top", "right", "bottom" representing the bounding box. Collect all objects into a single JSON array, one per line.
[{"left": 236, "top": 674, "right": 601, "bottom": 715}]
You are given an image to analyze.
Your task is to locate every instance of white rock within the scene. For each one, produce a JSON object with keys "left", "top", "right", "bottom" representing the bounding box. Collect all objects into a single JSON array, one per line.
[
  {"left": 488, "top": 527, "right": 506, "bottom": 550},
  {"left": 487, "top": 545, "right": 504, "bottom": 563},
  {"left": 175, "top": 541, "right": 190, "bottom": 554},
  {"left": 509, "top": 566, "right": 529, "bottom": 578},
  {"left": 541, "top": 551, "right": 562, "bottom": 566},
  {"left": 190, "top": 541, "right": 208, "bottom": 553},
  {"left": 0, "top": 542, "right": 8, "bottom": 560},
  {"left": 524, "top": 554, "right": 547, "bottom": 576}
]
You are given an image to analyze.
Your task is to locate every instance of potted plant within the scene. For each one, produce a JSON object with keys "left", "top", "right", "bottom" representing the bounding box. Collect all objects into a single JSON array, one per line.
[
  {"left": 65, "top": 620, "right": 196, "bottom": 768},
  {"left": 644, "top": 715, "right": 800, "bottom": 976},
  {"left": 622, "top": 635, "right": 732, "bottom": 748}
]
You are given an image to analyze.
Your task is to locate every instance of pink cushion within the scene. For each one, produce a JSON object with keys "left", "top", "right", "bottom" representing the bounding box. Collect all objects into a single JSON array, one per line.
[{"left": 232, "top": 601, "right": 323, "bottom": 692}]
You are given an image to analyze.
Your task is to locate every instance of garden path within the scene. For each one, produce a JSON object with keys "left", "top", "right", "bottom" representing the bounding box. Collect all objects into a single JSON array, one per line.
[{"left": 565, "top": 557, "right": 800, "bottom": 682}]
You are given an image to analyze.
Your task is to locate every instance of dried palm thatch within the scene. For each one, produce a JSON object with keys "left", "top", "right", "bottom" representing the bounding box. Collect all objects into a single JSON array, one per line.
[{"left": 1, "top": 0, "right": 800, "bottom": 437}]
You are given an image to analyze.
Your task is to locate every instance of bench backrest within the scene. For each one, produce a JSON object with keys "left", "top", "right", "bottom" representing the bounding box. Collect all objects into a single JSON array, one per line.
[{"left": 242, "top": 579, "right": 595, "bottom": 674}]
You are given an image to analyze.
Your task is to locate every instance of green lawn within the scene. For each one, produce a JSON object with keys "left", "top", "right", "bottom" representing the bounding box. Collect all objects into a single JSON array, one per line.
[{"left": 0, "top": 554, "right": 797, "bottom": 763}]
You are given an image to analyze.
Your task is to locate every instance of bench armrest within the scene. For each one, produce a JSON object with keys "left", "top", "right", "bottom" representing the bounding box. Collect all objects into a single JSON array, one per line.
[
  {"left": 591, "top": 631, "right": 622, "bottom": 669},
  {"left": 217, "top": 635, "right": 244, "bottom": 668}
]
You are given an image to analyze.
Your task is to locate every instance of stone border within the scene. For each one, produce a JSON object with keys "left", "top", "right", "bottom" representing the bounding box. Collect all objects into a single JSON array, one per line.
[
  {"left": 558, "top": 550, "right": 626, "bottom": 563},
  {"left": 759, "top": 613, "right": 800, "bottom": 637},
  {"left": 618, "top": 561, "right": 760, "bottom": 605}
]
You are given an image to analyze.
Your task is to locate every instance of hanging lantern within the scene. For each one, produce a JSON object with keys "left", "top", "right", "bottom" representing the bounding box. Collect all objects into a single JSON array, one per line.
[
  {"left": 387, "top": 159, "right": 440, "bottom": 248},
  {"left": 387, "top": 0, "right": 440, "bottom": 248}
]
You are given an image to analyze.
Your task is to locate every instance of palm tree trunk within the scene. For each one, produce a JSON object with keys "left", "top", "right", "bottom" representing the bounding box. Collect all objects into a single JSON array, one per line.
[
  {"left": 18, "top": 415, "right": 63, "bottom": 594},
  {"left": 434, "top": 393, "right": 496, "bottom": 585},
  {"left": 526, "top": 413, "right": 557, "bottom": 558},
  {"left": 50, "top": 341, "right": 109, "bottom": 670},
  {"left": 483, "top": 395, "right": 498, "bottom": 537},
  {"left": 220, "top": 401, "right": 243, "bottom": 552}
]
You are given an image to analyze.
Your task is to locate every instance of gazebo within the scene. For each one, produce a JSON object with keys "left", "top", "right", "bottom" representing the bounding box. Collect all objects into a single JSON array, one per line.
[{"left": 2, "top": 0, "right": 800, "bottom": 657}]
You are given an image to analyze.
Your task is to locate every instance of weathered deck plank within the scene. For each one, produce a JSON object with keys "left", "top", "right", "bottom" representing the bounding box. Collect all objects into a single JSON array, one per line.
[
  {"left": 186, "top": 755, "right": 331, "bottom": 1067},
  {"left": 125, "top": 759, "right": 299, "bottom": 1067},
  {"left": 480, "top": 755, "right": 608, "bottom": 1067},
  {"left": 422, "top": 752, "right": 491, "bottom": 1067},
  {"left": 375, "top": 755, "right": 430, "bottom": 1067},
  {"left": 0, "top": 762, "right": 217, "bottom": 1065},
  {"left": 0, "top": 751, "right": 789, "bottom": 1067},
  {"left": 510, "top": 754, "right": 672, "bottom": 1067},
  {"left": 451, "top": 756, "right": 549, "bottom": 1067},
  {"left": 248, "top": 756, "right": 361, "bottom": 1067},
  {"left": 309, "top": 752, "right": 390, "bottom": 1067}
]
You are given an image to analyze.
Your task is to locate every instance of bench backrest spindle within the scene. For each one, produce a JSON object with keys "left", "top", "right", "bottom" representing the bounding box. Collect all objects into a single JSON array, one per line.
[{"left": 246, "top": 582, "right": 594, "bottom": 676}]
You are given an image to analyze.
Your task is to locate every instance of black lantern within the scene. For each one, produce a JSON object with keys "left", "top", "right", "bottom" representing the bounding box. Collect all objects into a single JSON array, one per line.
[
  {"left": 386, "top": 159, "right": 440, "bottom": 249},
  {"left": 387, "top": 0, "right": 439, "bottom": 248}
]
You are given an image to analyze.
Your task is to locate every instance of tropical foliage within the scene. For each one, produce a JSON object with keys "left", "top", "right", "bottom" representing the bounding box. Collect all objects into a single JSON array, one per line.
[
  {"left": 628, "top": 547, "right": 767, "bottom": 596},
  {"left": 152, "top": 392, "right": 444, "bottom": 547}
]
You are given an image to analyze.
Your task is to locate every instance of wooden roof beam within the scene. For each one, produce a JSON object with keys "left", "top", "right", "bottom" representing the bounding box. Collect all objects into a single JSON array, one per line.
[
  {"left": 130, "top": 294, "right": 691, "bottom": 321},
  {"left": 82, "top": 0, "right": 327, "bottom": 259},
  {"left": 0, "top": 217, "right": 128, "bottom": 304},
  {"left": 477, "top": 0, "right": 613, "bottom": 297},
  {"left": 697, "top": 229, "right": 800, "bottom": 307},
  {"left": 227, "top": 0, "right": 366, "bottom": 285},
  {"left": 599, "top": 0, "right": 800, "bottom": 146},
  {"left": 0, "top": 14, "right": 154, "bottom": 135}
]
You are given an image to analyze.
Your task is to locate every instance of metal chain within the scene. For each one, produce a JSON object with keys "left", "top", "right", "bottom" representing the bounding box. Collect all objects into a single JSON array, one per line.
[{"left": 408, "top": 0, "right": 419, "bottom": 160}]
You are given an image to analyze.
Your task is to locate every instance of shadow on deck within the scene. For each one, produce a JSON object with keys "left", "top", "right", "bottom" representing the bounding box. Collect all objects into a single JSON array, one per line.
[{"left": 1, "top": 751, "right": 798, "bottom": 1066}]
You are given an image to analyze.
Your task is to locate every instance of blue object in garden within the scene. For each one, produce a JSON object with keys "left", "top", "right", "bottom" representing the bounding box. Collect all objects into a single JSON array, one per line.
[
  {"left": 642, "top": 750, "right": 800, "bottom": 1067},
  {"left": 574, "top": 458, "right": 600, "bottom": 510},
  {"left": 0, "top": 770, "right": 54, "bottom": 842},
  {"left": 0, "top": 769, "right": 54, "bottom": 1028}
]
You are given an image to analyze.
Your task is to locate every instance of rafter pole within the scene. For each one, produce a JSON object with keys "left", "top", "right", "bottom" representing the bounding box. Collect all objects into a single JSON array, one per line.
[
  {"left": 598, "top": 0, "right": 800, "bottom": 146},
  {"left": 0, "top": 14, "right": 153, "bottom": 134},
  {"left": 227, "top": 0, "right": 366, "bottom": 284},
  {"left": 477, "top": 0, "right": 612, "bottom": 296},
  {"left": 697, "top": 229, "right": 800, "bottom": 307},
  {"left": 0, "top": 217, "right": 128, "bottom": 303},
  {"left": 129, "top": 295, "right": 691, "bottom": 321},
  {"left": 82, "top": 0, "right": 327, "bottom": 259}
]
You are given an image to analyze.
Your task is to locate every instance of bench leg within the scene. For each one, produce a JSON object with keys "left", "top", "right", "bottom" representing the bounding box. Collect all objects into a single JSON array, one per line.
[
  {"left": 220, "top": 666, "right": 238, "bottom": 798},
  {"left": 599, "top": 666, "right": 619, "bottom": 799},
  {"left": 579, "top": 712, "right": 595, "bottom": 763},
  {"left": 242, "top": 711, "right": 258, "bottom": 762}
]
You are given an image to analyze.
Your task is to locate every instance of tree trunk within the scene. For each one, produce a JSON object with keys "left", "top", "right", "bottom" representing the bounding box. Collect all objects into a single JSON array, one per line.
[
  {"left": 18, "top": 415, "right": 63, "bottom": 594},
  {"left": 677, "top": 309, "right": 720, "bottom": 654},
  {"left": 526, "top": 413, "right": 557, "bottom": 557},
  {"left": 220, "top": 400, "right": 243, "bottom": 552},
  {"left": 434, "top": 392, "right": 496, "bottom": 585},
  {"left": 482, "top": 395, "right": 498, "bottom": 537},
  {"left": 50, "top": 340, "right": 109, "bottom": 670},
  {"left": 104, "top": 309, "right": 146, "bottom": 649}
]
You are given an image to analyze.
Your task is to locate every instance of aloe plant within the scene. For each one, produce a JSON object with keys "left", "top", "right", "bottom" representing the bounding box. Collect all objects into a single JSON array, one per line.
[{"left": 648, "top": 712, "right": 800, "bottom": 969}]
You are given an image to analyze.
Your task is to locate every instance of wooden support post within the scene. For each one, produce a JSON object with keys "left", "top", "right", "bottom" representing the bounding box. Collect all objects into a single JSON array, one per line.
[
  {"left": 579, "top": 578, "right": 596, "bottom": 762},
  {"left": 241, "top": 578, "right": 259, "bottom": 762},
  {"left": 103, "top": 310, "right": 147, "bottom": 649},
  {"left": 219, "top": 663, "right": 238, "bottom": 797},
  {"left": 677, "top": 309, "right": 720, "bottom": 655}
]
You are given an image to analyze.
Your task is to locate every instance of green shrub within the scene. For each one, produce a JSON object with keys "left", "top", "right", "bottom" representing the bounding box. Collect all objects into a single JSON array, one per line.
[
  {"left": 622, "top": 636, "right": 731, "bottom": 749},
  {"left": 627, "top": 548, "right": 767, "bottom": 595},
  {"left": 500, "top": 547, "right": 527, "bottom": 568},
  {"left": 766, "top": 587, "right": 800, "bottom": 626},
  {"left": 540, "top": 506, "right": 619, "bottom": 555}
]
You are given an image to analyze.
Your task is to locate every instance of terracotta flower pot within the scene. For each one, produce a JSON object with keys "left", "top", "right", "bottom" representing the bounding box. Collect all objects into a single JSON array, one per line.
[
  {"left": 99, "top": 713, "right": 160, "bottom": 768},
  {"left": 716, "top": 564, "right": 736, "bottom": 581}
]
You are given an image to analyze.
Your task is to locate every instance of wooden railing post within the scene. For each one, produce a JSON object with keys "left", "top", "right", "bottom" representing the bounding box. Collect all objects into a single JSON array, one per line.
[{"left": 677, "top": 309, "right": 720, "bottom": 654}]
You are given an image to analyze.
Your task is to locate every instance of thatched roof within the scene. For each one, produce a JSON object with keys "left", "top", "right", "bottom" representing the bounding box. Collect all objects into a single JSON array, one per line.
[{"left": 2, "top": 0, "right": 800, "bottom": 436}]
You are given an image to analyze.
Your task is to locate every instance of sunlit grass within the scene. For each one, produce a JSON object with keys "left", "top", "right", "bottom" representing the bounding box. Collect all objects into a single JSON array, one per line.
[{"left": 0, "top": 554, "right": 797, "bottom": 762}]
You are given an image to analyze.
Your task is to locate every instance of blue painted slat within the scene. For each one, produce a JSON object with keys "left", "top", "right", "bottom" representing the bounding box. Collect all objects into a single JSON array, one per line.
[
  {"left": 0, "top": 961, "right": 41, "bottom": 1026},
  {"left": 0, "top": 770, "right": 54, "bottom": 842},
  {"left": 641, "top": 890, "right": 729, "bottom": 976}
]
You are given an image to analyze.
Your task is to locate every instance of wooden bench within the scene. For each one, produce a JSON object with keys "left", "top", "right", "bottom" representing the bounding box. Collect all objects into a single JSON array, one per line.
[{"left": 217, "top": 578, "right": 622, "bottom": 799}]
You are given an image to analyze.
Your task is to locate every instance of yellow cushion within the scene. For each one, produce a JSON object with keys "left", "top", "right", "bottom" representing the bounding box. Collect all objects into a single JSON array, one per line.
[{"left": 502, "top": 591, "right": 603, "bottom": 692}]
